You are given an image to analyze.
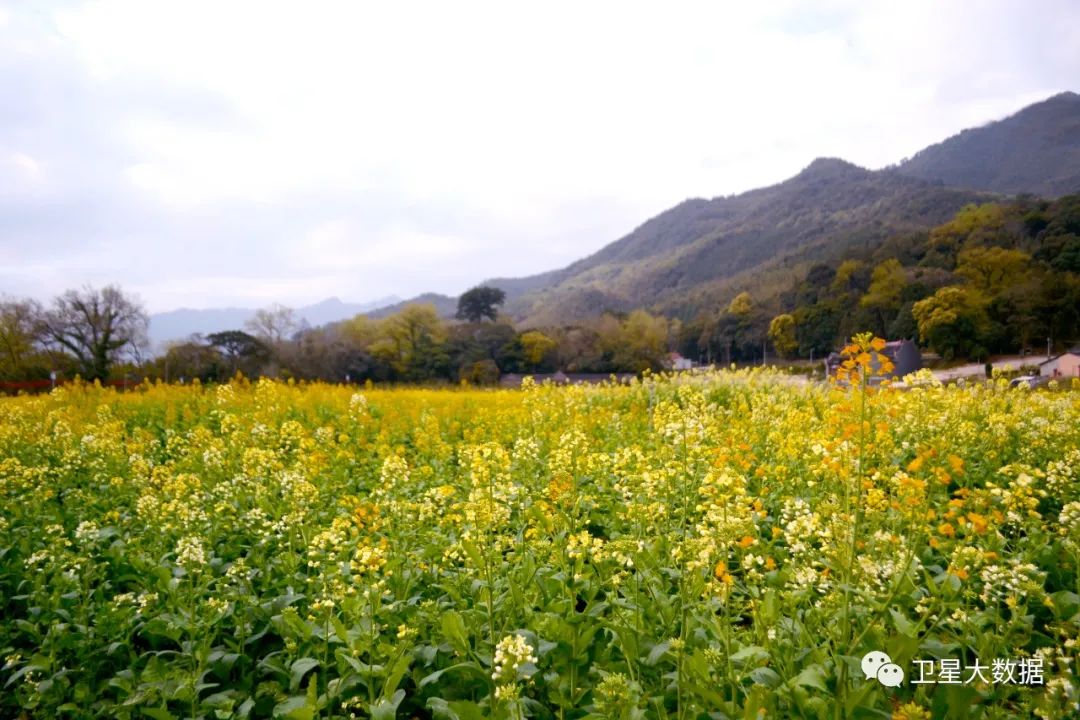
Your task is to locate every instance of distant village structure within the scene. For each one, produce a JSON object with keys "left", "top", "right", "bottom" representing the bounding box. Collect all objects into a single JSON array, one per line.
[
  {"left": 667, "top": 353, "right": 695, "bottom": 371},
  {"left": 824, "top": 339, "right": 922, "bottom": 381},
  {"left": 1040, "top": 347, "right": 1080, "bottom": 378}
]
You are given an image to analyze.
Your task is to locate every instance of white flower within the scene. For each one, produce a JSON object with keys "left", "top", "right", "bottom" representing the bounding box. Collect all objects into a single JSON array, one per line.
[
  {"left": 175, "top": 536, "right": 207, "bottom": 569},
  {"left": 492, "top": 634, "right": 538, "bottom": 682}
]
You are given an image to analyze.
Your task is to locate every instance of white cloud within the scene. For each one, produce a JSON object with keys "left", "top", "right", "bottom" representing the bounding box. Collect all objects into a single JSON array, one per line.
[{"left": 2, "top": 0, "right": 1078, "bottom": 310}]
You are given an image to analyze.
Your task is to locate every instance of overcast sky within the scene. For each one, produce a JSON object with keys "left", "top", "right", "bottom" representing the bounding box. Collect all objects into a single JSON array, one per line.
[{"left": 2, "top": 1, "right": 1078, "bottom": 312}]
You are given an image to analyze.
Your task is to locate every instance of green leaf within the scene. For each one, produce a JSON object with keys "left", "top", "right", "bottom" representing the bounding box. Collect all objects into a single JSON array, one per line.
[
  {"left": 427, "top": 698, "right": 485, "bottom": 720},
  {"left": 330, "top": 615, "right": 351, "bottom": 645},
  {"left": 890, "top": 608, "right": 916, "bottom": 638},
  {"left": 460, "top": 539, "right": 485, "bottom": 568},
  {"left": 645, "top": 641, "right": 671, "bottom": 666},
  {"left": 273, "top": 696, "right": 314, "bottom": 720},
  {"left": 440, "top": 611, "right": 469, "bottom": 654},
  {"left": 730, "top": 645, "right": 769, "bottom": 666},
  {"left": 749, "top": 666, "right": 782, "bottom": 688},
  {"left": 1051, "top": 590, "right": 1080, "bottom": 620},
  {"left": 793, "top": 664, "right": 828, "bottom": 693},
  {"left": 382, "top": 652, "right": 411, "bottom": 698},
  {"left": 289, "top": 657, "right": 319, "bottom": 693},
  {"left": 418, "top": 662, "right": 488, "bottom": 689},
  {"left": 142, "top": 709, "right": 177, "bottom": 720},
  {"left": 370, "top": 689, "right": 405, "bottom": 720}
]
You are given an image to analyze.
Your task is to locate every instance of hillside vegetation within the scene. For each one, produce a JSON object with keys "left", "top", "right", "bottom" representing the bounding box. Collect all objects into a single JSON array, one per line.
[
  {"left": 676, "top": 194, "right": 1080, "bottom": 363},
  {"left": 460, "top": 93, "right": 1078, "bottom": 329},
  {"left": 899, "top": 92, "right": 1080, "bottom": 198},
  {"left": 505, "top": 161, "right": 990, "bottom": 327}
]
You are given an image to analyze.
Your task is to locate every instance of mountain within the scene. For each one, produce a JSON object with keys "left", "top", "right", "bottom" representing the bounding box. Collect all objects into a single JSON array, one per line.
[
  {"left": 898, "top": 91, "right": 1080, "bottom": 197},
  {"left": 365, "top": 293, "right": 458, "bottom": 319},
  {"left": 149, "top": 295, "right": 400, "bottom": 347},
  {"left": 499, "top": 159, "right": 991, "bottom": 325},
  {"left": 370, "top": 92, "right": 1079, "bottom": 328}
]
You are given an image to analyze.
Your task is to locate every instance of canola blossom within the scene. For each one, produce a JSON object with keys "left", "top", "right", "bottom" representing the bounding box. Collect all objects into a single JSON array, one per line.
[{"left": 1, "top": 354, "right": 1079, "bottom": 718}]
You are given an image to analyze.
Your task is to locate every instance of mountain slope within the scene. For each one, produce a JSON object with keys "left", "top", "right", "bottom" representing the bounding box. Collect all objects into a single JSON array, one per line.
[
  {"left": 898, "top": 91, "right": 1080, "bottom": 197},
  {"left": 504, "top": 159, "right": 991, "bottom": 325},
  {"left": 376, "top": 92, "right": 1079, "bottom": 328}
]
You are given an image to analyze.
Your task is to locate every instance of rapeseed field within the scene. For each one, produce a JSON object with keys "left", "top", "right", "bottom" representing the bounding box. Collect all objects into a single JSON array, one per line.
[{"left": 2, "top": 338, "right": 1079, "bottom": 719}]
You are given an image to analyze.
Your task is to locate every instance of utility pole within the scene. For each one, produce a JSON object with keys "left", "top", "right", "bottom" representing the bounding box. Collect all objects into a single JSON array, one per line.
[{"left": 1048, "top": 337, "right": 1052, "bottom": 359}]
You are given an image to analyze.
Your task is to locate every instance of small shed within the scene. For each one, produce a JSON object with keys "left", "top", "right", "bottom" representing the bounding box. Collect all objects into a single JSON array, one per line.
[{"left": 1040, "top": 348, "right": 1080, "bottom": 378}]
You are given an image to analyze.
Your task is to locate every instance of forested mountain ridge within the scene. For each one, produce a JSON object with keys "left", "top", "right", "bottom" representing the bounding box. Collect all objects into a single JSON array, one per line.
[
  {"left": 502, "top": 159, "right": 991, "bottom": 326},
  {"left": 675, "top": 193, "right": 1080, "bottom": 364},
  {"left": 481, "top": 92, "right": 1080, "bottom": 326},
  {"left": 898, "top": 91, "right": 1080, "bottom": 198}
]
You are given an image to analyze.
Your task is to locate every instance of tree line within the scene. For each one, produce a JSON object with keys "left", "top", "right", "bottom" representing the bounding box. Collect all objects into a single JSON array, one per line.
[{"left": 0, "top": 285, "right": 676, "bottom": 387}]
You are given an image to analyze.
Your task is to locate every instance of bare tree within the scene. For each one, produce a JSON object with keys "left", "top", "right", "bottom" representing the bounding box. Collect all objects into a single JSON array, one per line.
[
  {"left": 40, "top": 285, "right": 149, "bottom": 381},
  {"left": 245, "top": 304, "right": 298, "bottom": 344}
]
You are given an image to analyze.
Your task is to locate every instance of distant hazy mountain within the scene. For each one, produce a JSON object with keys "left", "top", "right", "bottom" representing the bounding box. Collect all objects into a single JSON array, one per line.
[
  {"left": 898, "top": 91, "right": 1080, "bottom": 197},
  {"left": 149, "top": 295, "right": 400, "bottom": 347},
  {"left": 364, "top": 293, "right": 458, "bottom": 319}
]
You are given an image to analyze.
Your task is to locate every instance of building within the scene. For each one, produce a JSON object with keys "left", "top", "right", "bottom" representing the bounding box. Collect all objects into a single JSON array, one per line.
[
  {"left": 824, "top": 339, "right": 922, "bottom": 380},
  {"left": 667, "top": 353, "right": 695, "bottom": 371},
  {"left": 1039, "top": 348, "right": 1080, "bottom": 378}
]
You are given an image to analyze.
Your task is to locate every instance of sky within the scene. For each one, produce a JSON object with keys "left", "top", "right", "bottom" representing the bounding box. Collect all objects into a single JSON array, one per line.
[{"left": 1, "top": 1, "right": 1079, "bottom": 313}]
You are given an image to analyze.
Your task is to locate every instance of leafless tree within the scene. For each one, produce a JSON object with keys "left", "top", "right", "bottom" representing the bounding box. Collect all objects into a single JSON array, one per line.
[
  {"left": 245, "top": 304, "right": 298, "bottom": 344},
  {"left": 40, "top": 285, "right": 149, "bottom": 381}
]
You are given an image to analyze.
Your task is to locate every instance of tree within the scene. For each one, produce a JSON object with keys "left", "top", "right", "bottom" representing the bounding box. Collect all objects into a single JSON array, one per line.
[
  {"left": 0, "top": 298, "right": 48, "bottom": 381},
  {"left": 860, "top": 259, "right": 907, "bottom": 334},
  {"left": 206, "top": 330, "right": 270, "bottom": 377},
  {"left": 793, "top": 302, "right": 840, "bottom": 358},
  {"left": 767, "top": 314, "right": 798, "bottom": 358},
  {"left": 40, "top": 285, "right": 149, "bottom": 381},
  {"left": 911, "top": 286, "right": 988, "bottom": 360},
  {"left": 727, "top": 292, "right": 753, "bottom": 317},
  {"left": 456, "top": 286, "right": 506, "bottom": 323},
  {"left": 371, "top": 304, "right": 448, "bottom": 379},
  {"left": 245, "top": 304, "right": 298, "bottom": 344},
  {"left": 955, "top": 246, "right": 1031, "bottom": 296},
  {"left": 519, "top": 330, "right": 557, "bottom": 369},
  {"left": 611, "top": 310, "right": 669, "bottom": 372},
  {"left": 831, "top": 259, "right": 868, "bottom": 294},
  {"left": 159, "top": 337, "right": 225, "bottom": 382}
]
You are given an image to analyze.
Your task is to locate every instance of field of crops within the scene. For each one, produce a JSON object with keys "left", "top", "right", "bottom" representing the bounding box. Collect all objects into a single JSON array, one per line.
[{"left": 2, "top": 339, "right": 1079, "bottom": 719}]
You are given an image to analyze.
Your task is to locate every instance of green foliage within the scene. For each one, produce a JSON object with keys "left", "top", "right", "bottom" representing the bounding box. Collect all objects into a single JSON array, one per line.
[
  {"left": 517, "top": 331, "right": 557, "bottom": 370},
  {"left": 728, "top": 292, "right": 754, "bottom": 317},
  {"left": 912, "top": 286, "right": 988, "bottom": 360},
  {"left": 456, "top": 286, "right": 507, "bottom": 323},
  {"left": 899, "top": 91, "right": 1080, "bottom": 198},
  {"left": 776, "top": 193, "right": 1080, "bottom": 360},
  {"left": 955, "top": 246, "right": 1031, "bottom": 296},
  {"left": 370, "top": 304, "right": 450, "bottom": 380},
  {"left": 767, "top": 314, "right": 798, "bottom": 358}
]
